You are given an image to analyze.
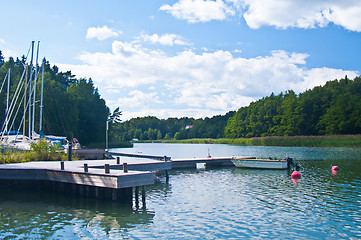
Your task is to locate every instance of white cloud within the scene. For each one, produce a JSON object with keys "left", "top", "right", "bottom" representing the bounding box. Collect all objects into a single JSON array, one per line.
[
  {"left": 160, "top": 0, "right": 235, "bottom": 23},
  {"left": 137, "top": 33, "right": 189, "bottom": 46},
  {"left": 0, "top": 39, "right": 5, "bottom": 44},
  {"left": 161, "top": 0, "right": 361, "bottom": 32},
  {"left": 57, "top": 40, "right": 358, "bottom": 119},
  {"left": 86, "top": 25, "right": 122, "bottom": 40},
  {"left": 242, "top": 0, "right": 361, "bottom": 31}
]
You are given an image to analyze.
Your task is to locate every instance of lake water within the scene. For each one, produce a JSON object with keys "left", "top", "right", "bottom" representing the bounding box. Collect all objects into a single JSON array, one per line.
[{"left": 1, "top": 143, "right": 361, "bottom": 239}]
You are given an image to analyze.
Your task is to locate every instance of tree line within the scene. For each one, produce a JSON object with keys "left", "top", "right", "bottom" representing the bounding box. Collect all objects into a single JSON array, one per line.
[
  {"left": 111, "top": 75, "right": 361, "bottom": 141},
  {"left": 225, "top": 76, "right": 361, "bottom": 138},
  {"left": 0, "top": 51, "right": 108, "bottom": 146},
  {"left": 109, "top": 112, "right": 234, "bottom": 142},
  {"left": 3, "top": 50, "right": 360, "bottom": 146}
]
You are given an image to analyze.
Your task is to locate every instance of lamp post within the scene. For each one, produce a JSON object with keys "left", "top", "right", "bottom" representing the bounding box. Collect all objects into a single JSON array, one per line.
[{"left": 105, "top": 118, "right": 109, "bottom": 151}]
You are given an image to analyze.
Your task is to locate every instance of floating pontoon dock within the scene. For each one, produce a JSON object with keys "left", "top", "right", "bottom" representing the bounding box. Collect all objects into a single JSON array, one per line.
[{"left": 0, "top": 151, "right": 249, "bottom": 202}]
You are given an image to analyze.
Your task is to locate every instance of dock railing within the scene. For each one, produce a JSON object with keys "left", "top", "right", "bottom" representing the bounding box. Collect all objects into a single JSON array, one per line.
[{"left": 107, "top": 152, "right": 171, "bottom": 161}]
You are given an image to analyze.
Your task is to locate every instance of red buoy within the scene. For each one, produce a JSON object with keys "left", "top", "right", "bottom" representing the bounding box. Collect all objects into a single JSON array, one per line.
[
  {"left": 332, "top": 166, "right": 339, "bottom": 171},
  {"left": 291, "top": 171, "right": 301, "bottom": 179}
]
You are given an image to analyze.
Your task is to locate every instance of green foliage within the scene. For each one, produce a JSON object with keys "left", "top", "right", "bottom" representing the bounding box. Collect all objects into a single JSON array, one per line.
[
  {"left": 0, "top": 55, "right": 109, "bottom": 147},
  {"left": 29, "top": 139, "right": 67, "bottom": 161},
  {"left": 0, "top": 140, "right": 67, "bottom": 164},
  {"left": 225, "top": 76, "right": 361, "bottom": 138},
  {"left": 110, "top": 113, "right": 235, "bottom": 142}
]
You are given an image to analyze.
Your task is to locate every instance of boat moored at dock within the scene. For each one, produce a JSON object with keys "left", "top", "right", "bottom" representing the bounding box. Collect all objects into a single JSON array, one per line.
[{"left": 231, "top": 157, "right": 289, "bottom": 169}]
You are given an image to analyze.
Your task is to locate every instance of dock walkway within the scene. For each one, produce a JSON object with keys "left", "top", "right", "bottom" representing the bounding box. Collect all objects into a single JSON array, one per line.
[{"left": 0, "top": 152, "right": 245, "bottom": 201}]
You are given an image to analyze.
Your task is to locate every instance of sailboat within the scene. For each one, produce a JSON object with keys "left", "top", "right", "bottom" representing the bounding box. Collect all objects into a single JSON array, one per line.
[{"left": 0, "top": 41, "right": 72, "bottom": 151}]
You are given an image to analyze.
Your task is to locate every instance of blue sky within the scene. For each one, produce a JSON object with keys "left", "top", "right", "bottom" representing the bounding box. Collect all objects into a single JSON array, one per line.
[{"left": 1, "top": 0, "right": 360, "bottom": 120}]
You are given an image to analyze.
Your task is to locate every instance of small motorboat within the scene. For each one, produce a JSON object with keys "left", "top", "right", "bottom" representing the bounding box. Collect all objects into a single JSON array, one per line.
[{"left": 231, "top": 157, "right": 291, "bottom": 169}]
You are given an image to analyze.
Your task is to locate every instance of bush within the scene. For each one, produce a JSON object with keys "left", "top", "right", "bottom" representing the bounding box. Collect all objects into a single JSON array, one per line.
[{"left": 29, "top": 139, "right": 67, "bottom": 161}]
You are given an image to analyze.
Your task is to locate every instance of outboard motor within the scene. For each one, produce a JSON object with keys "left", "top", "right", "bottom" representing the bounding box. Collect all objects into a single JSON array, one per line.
[{"left": 286, "top": 157, "right": 300, "bottom": 171}]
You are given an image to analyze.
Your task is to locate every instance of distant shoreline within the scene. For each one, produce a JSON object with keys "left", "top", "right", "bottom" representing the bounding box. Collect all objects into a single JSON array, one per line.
[{"left": 138, "top": 135, "right": 361, "bottom": 147}]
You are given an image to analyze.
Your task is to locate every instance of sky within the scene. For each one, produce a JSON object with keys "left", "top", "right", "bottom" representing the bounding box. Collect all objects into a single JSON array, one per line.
[{"left": 1, "top": 0, "right": 360, "bottom": 120}]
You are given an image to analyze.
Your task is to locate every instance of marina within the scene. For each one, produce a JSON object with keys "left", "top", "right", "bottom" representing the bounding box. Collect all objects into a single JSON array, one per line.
[
  {"left": 1, "top": 143, "right": 361, "bottom": 239},
  {"left": 0, "top": 150, "right": 250, "bottom": 202}
]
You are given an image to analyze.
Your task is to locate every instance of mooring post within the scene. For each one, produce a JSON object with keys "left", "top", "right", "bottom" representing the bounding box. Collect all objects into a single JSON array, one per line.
[
  {"left": 164, "top": 156, "right": 169, "bottom": 182},
  {"left": 105, "top": 164, "right": 110, "bottom": 174},
  {"left": 116, "top": 156, "right": 120, "bottom": 164},
  {"left": 123, "top": 162, "right": 128, "bottom": 173},
  {"left": 142, "top": 185, "right": 146, "bottom": 208},
  {"left": 84, "top": 163, "right": 88, "bottom": 173},
  {"left": 68, "top": 142, "right": 72, "bottom": 161},
  {"left": 60, "top": 161, "right": 64, "bottom": 170},
  {"left": 165, "top": 170, "right": 169, "bottom": 182},
  {"left": 135, "top": 186, "right": 139, "bottom": 208}
]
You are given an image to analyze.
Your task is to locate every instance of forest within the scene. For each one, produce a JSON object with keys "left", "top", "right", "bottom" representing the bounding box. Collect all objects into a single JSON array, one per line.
[
  {"left": 0, "top": 51, "right": 108, "bottom": 146},
  {"left": 111, "top": 75, "right": 361, "bottom": 142},
  {"left": 2, "top": 50, "right": 361, "bottom": 147}
]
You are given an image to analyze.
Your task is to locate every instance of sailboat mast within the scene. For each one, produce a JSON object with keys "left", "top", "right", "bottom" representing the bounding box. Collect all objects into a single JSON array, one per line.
[
  {"left": 31, "top": 41, "right": 40, "bottom": 137},
  {"left": 28, "top": 41, "right": 34, "bottom": 139},
  {"left": 5, "top": 68, "right": 10, "bottom": 132},
  {"left": 23, "top": 66, "right": 28, "bottom": 137},
  {"left": 39, "top": 58, "right": 45, "bottom": 133}
]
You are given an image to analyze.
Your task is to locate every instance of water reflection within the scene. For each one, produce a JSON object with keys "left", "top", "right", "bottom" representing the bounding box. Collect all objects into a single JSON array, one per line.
[
  {"left": 1, "top": 144, "right": 361, "bottom": 239},
  {"left": 0, "top": 190, "right": 155, "bottom": 239}
]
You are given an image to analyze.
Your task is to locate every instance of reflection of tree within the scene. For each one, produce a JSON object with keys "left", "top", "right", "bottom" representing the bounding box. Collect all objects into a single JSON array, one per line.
[{"left": 0, "top": 190, "right": 155, "bottom": 239}]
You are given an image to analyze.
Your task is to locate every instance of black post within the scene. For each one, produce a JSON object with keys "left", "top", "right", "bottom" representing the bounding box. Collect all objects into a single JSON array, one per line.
[
  {"left": 116, "top": 156, "right": 120, "bottom": 164},
  {"left": 68, "top": 142, "right": 72, "bottom": 161},
  {"left": 84, "top": 163, "right": 88, "bottom": 173},
  {"left": 142, "top": 185, "right": 146, "bottom": 209},
  {"left": 123, "top": 162, "right": 128, "bottom": 173},
  {"left": 60, "top": 161, "right": 64, "bottom": 170},
  {"left": 105, "top": 164, "right": 110, "bottom": 174}
]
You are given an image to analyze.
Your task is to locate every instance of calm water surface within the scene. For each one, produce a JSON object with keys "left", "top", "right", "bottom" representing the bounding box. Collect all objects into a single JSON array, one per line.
[{"left": 1, "top": 143, "right": 361, "bottom": 239}]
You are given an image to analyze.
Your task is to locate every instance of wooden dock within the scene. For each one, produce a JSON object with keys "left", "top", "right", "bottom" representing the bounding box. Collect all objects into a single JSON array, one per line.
[
  {"left": 0, "top": 156, "right": 171, "bottom": 202},
  {"left": 172, "top": 156, "right": 236, "bottom": 168},
  {"left": 0, "top": 151, "right": 246, "bottom": 202}
]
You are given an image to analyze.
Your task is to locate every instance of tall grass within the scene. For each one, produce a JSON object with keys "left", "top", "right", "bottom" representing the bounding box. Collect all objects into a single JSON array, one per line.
[
  {"left": 147, "top": 135, "right": 361, "bottom": 147},
  {"left": 0, "top": 139, "right": 67, "bottom": 164}
]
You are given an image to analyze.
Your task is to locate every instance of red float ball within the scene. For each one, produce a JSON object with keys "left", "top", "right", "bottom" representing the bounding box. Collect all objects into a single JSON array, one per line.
[{"left": 291, "top": 171, "right": 301, "bottom": 179}]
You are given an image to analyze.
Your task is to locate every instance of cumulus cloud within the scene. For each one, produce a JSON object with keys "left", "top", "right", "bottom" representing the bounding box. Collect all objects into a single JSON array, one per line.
[
  {"left": 57, "top": 40, "right": 358, "bottom": 119},
  {"left": 242, "top": 0, "right": 361, "bottom": 31},
  {"left": 161, "top": 0, "right": 361, "bottom": 32},
  {"left": 160, "top": 0, "right": 235, "bottom": 23},
  {"left": 86, "top": 25, "right": 122, "bottom": 40},
  {"left": 136, "top": 33, "right": 189, "bottom": 46}
]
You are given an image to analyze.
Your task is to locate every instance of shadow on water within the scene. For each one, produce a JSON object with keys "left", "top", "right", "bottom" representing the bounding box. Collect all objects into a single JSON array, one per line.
[{"left": 0, "top": 183, "right": 155, "bottom": 239}]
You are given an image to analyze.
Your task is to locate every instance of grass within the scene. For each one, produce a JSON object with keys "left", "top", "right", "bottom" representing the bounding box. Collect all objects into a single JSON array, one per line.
[
  {"left": 0, "top": 139, "right": 68, "bottom": 164},
  {"left": 142, "top": 135, "right": 361, "bottom": 147}
]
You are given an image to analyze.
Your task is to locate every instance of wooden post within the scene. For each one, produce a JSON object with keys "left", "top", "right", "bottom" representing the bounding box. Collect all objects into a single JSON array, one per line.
[
  {"left": 112, "top": 189, "right": 118, "bottom": 201},
  {"left": 165, "top": 170, "right": 169, "bottom": 182},
  {"left": 60, "top": 161, "right": 64, "bottom": 170},
  {"left": 84, "top": 163, "right": 88, "bottom": 173},
  {"left": 123, "top": 162, "right": 128, "bottom": 173},
  {"left": 68, "top": 142, "right": 72, "bottom": 161},
  {"left": 142, "top": 185, "right": 146, "bottom": 208},
  {"left": 164, "top": 156, "right": 169, "bottom": 182},
  {"left": 134, "top": 186, "right": 139, "bottom": 208},
  {"left": 116, "top": 156, "right": 120, "bottom": 164},
  {"left": 105, "top": 164, "right": 110, "bottom": 174}
]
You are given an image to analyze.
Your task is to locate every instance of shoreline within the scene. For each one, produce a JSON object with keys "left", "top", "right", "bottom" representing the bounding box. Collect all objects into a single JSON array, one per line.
[{"left": 137, "top": 135, "right": 361, "bottom": 147}]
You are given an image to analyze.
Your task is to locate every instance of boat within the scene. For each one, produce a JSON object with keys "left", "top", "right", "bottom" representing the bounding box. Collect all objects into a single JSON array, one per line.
[
  {"left": 1, "top": 41, "right": 79, "bottom": 151},
  {"left": 231, "top": 157, "right": 290, "bottom": 169}
]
